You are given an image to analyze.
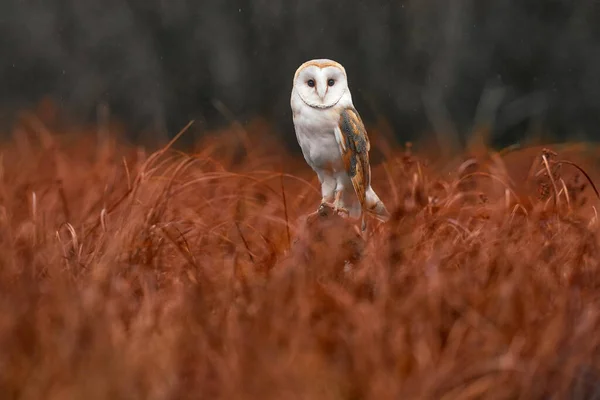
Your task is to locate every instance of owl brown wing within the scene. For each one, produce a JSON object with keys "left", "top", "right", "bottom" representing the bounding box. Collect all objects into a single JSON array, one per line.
[{"left": 334, "top": 107, "right": 371, "bottom": 210}]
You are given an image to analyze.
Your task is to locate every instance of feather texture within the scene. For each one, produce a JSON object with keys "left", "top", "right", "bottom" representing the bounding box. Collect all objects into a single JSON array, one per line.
[{"left": 335, "top": 107, "right": 370, "bottom": 211}]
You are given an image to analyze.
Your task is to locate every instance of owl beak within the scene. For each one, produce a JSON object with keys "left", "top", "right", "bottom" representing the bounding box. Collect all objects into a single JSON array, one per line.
[{"left": 317, "top": 85, "right": 327, "bottom": 101}]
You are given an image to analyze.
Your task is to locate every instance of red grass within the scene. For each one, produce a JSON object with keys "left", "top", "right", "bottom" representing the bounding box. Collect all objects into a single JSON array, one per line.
[{"left": 1, "top": 109, "right": 600, "bottom": 399}]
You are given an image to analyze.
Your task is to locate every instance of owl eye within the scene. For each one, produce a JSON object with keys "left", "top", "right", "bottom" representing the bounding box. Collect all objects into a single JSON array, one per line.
[
  {"left": 307, "top": 79, "right": 315, "bottom": 87},
  {"left": 327, "top": 79, "right": 335, "bottom": 87}
]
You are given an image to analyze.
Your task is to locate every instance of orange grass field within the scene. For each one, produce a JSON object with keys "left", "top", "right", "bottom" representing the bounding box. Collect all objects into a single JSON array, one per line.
[{"left": 2, "top": 105, "right": 600, "bottom": 399}]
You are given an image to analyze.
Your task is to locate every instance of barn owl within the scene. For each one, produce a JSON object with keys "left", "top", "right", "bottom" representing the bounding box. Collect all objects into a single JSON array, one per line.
[{"left": 290, "top": 58, "right": 390, "bottom": 230}]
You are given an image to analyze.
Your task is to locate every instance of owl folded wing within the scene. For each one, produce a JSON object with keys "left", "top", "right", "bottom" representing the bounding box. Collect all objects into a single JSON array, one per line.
[{"left": 334, "top": 107, "right": 371, "bottom": 209}]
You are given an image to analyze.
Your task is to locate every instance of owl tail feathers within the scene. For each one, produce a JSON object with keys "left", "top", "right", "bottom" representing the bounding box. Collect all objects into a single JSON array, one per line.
[{"left": 365, "top": 187, "right": 391, "bottom": 222}]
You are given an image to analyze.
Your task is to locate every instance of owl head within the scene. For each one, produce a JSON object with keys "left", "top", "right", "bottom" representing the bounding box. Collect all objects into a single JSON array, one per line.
[{"left": 292, "top": 59, "right": 350, "bottom": 109}]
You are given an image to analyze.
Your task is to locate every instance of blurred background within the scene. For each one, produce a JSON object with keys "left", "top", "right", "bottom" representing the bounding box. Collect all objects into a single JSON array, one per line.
[{"left": 1, "top": 0, "right": 599, "bottom": 149}]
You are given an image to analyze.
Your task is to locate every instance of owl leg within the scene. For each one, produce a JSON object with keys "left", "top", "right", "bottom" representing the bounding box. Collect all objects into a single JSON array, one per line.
[
  {"left": 333, "top": 190, "right": 350, "bottom": 217},
  {"left": 317, "top": 171, "right": 336, "bottom": 211},
  {"left": 332, "top": 173, "right": 350, "bottom": 217}
]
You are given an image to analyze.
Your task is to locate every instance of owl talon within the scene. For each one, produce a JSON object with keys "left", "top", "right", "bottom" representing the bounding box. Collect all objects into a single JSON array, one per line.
[
  {"left": 318, "top": 202, "right": 334, "bottom": 210},
  {"left": 333, "top": 205, "right": 350, "bottom": 217},
  {"left": 318, "top": 202, "right": 334, "bottom": 216},
  {"left": 337, "top": 209, "right": 350, "bottom": 217}
]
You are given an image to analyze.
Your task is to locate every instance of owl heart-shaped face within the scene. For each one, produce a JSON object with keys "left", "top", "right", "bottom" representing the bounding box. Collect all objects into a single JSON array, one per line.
[{"left": 293, "top": 59, "right": 349, "bottom": 109}]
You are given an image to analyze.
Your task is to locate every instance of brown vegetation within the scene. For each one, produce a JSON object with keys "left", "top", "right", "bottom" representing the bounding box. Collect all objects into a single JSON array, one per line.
[{"left": 1, "top": 109, "right": 600, "bottom": 399}]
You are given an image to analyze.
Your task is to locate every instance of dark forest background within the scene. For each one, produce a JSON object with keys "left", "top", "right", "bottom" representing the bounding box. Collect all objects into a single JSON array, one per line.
[{"left": 1, "top": 0, "right": 599, "bottom": 149}]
